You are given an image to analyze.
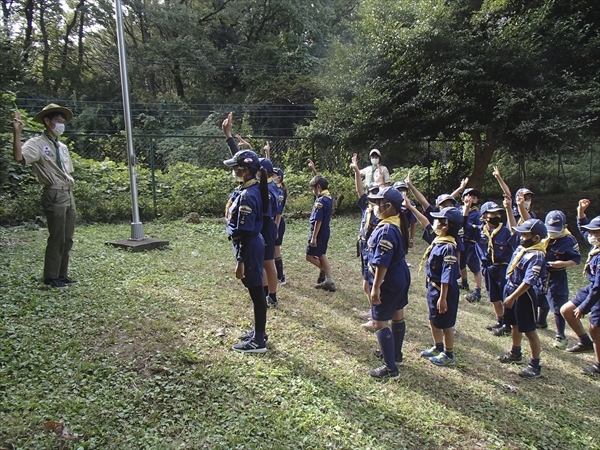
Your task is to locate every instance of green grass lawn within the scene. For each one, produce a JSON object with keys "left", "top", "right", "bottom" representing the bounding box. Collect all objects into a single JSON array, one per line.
[{"left": 1, "top": 216, "right": 599, "bottom": 450}]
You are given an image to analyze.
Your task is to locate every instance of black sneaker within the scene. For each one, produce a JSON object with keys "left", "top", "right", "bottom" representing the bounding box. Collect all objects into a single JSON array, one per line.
[
  {"left": 460, "top": 281, "right": 470, "bottom": 291},
  {"left": 277, "top": 275, "right": 286, "bottom": 286},
  {"left": 465, "top": 291, "right": 481, "bottom": 303},
  {"left": 373, "top": 349, "right": 403, "bottom": 365},
  {"left": 492, "top": 324, "right": 512, "bottom": 336},
  {"left": 317, "top": 270, "right": 325, "bottom": 284},
  {"left": 368, "top": 365, "right": 399, "bottom": 380},
  {"left": 519, "top": 364, "right": 541, "bottom": 379},
  {"left": 581, "top": 365, "right": 600, "bottom": 377},
  {"left": 232, "top": 338, "right": 267, "bottom": 353},
  {"left": 486, "top": 322, "right": 503, "bottom": 331},
  {"left": 238, "top": 330, "right": 269, "bottom": 342},
  {"left": 566, "top": 342, "right": 594, "bottom": 353},
  {"left": 266, "top": 296, "right": 278, "bottom": 307},
  {"left": 536, "top": 322, "right": 548, "bottom": 330},
  {"left": 59, "top": 275, "right": 78, "bottom": 284},
  {"left": 497, "top": 351, "right": 523, "bottom": 364},
  {"left": 43, "top": 278, "right": 67, "bottom": 288}
]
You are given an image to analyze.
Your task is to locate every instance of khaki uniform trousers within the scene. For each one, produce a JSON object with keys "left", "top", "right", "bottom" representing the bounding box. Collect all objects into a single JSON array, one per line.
[{"left": 41, "top": 188, "right": 76, "bottom": 280}]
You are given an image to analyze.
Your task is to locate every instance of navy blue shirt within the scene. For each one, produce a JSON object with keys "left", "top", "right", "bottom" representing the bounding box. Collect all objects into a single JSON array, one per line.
[
  {"left": 226, "top": 180, "right": 263, "bottom": 261},
  {"left": 357, "top": 193, "right": 380, "bottom": 240},
  {"left": 475, "top": 223, "right": 514, "bottom": 266},
  {"left": 310, "top": 191, "right": 333, "bottom": 233}
]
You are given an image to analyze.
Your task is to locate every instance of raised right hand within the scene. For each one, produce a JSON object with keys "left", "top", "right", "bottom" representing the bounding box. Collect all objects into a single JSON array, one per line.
[{"left": 13, "top": 110, "right": 24, "bottom": 134}]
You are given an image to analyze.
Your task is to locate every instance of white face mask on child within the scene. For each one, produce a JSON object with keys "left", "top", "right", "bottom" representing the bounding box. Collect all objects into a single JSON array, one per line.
[
  {"left": 547, "top": 230, "right": 563, "bottom": 240},
  {"left": 588, "top": 235, "right": 600, "bottom": 247},
  {"left": 523, "top": 200, "right": 531, "bottom": 210}
]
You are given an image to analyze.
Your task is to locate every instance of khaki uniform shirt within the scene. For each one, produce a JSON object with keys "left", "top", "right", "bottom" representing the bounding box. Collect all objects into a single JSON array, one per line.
[
  {"left": 21, "top": 134, "right": 74, "bottom": 188},
  {"left": 360, "top": 164, "right": 390, "bottom": 186}
]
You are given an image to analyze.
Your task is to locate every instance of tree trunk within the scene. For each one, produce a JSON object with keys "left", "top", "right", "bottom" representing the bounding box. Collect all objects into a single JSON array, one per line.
[
  {"left": 468, "top": 128, "right": 496, "bottom": 190},
  {"left": 39, "top": 0, "right": 50, "bottom": 88},
  {"left": 172, "top": 61, "right": 185, "bottom": 99},
  {"left": 22, "top": 0, "right": 34, "bottom": 62}
]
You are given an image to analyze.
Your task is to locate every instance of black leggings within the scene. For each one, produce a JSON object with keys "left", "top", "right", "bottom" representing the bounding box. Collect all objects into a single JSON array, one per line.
[{"left": 247, "top": 285, "right": 267, "bottom": 333}]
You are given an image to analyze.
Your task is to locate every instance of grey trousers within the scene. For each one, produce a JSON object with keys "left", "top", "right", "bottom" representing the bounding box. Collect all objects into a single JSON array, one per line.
[{"left": 41, "top": 188, "right": 76, "bottom": 280}]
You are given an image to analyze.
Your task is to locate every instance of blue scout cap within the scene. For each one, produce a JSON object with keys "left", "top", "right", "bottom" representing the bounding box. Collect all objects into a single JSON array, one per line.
[
  {"left": 480, "top": 201, "right": 503, "bottom": 215},
  {"left": 430, "top": 206, "right": 463, "bottom": 226},
  {"left": 393, "top": 180, "right": 408, "bottom": 190},
  {"left": 581, "top": 216, "right": 600, "bottom": 231},
  {"left": 367, "top": 182, "right": 380, "bottom": 193},
  {"left": 544, "top": 210, "right": 566, "bottom": 232},
  {"left": 224, "top": 150, "right": 260, "bottom": 172},
  {"left": 259, "top": 157, "right": 274, "bottom": 174},
  {"left": 512, "top": 218, "right": 547, "bottom": 239},
  {"left": 516, "top": 187, "right": 534, "bottom": 197},
  {"left": 462, "top": 187, "right": 481, "bottom": 198},
  {"left": 435, "top": 194, "right": 455, "bottom": 207},
  {"left": 367, "top": 186, "right": 403, "bottom": 211},
  {"left": 273, "top": 167, "right": 284, "bottom": 181}
]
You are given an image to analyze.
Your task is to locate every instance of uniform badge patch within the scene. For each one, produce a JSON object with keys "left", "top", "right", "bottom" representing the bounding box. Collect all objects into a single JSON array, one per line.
[
  {"left": 239, "top": 205, "right": 252, "bottom": 214},
  {"left": 315, "top": 202, "right": 323, "bottom": 210},
  {"left": 43, "top": 146, "right": 52, "bottom": 156},
  {"left": 444, "top": 255, "right": 458, "bottom": 264},
  {"left": 379, "top": 239, "right": 394, "bottom": 253},
  {"left": 532, "top": 265, "right": 542, "bottom": 275}
]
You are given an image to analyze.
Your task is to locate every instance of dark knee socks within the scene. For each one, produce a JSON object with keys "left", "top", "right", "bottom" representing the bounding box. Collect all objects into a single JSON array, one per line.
[
  {"left": 248, "top": 285, "right": 267, "bottom": 339},
  {"left": 275, "top": 257, "right": 284, "bottom": 279},
  {"left": 376, "top": 327, "right": 396, "bottom": 370},
  {"left": 391, "top": 319, "right": 406, "bottom": 359},
  {"left": 554, "top": 312, "right": 566, "bottom": 337}
]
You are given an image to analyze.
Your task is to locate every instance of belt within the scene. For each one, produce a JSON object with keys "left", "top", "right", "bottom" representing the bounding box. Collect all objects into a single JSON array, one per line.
[
  {"left": 427, "top": 277, "right": 441, "bottom": 290},
  {"left": 547, "top": 267, "right": 566, "bottom": 272},
  {"left": 506, "top": 280, "right": 518, "bottom": 289},
  {"left": 463, "top": 238, "right": 476, "bottom": 243},
  {"left": 45, "top": 185, "right": 73, "bottom": 191}
]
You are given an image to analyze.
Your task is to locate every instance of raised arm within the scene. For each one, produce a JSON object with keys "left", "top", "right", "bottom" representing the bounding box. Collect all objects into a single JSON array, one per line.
[
  {"left": 307, "top": 158, "right": 318, "bottom": 177},
  {"left": 235, "top": 134, "right": 252, "bottom": 150},
  {"left": 405, "top": 171, "right": 431, "bottom": 210},
  {"left": 222, "top": 112, "right": 239, "bottom": 156},
  {"left": 264, "top": 141, "right": 271, "bottom": 160},
  {"left": 493, "top": 166, "right": 512, "bottom": 198},
  {"left": 403, "top": 196, "right": 431, "bottom": 229},
  {"left": 503, "top": 195, "right": 517, "bottom": 232},
  {"left": 12, "top": 110, "right": 25, "bottom": 164},
  {"left": 451, "top": 177, "right": 469, "bottom": 199},
  {"left": 350, "top": 153, "right": 364, "bottom": 198},
  {"left": 516, "top": 192, "right": 530, "bottom": 222}
]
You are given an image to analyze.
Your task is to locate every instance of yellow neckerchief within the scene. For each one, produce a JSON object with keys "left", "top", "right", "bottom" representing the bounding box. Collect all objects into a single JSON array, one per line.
[
  {"left": 363, "top": 204, "right": 374, "bottom": 236},
  {"left": 419, "top": 235, "right": 457, "bottom": 272},
  {"left": 224, "top": 178, "right": 258, "bottom": 215},
  {"left": 507, "top": 241, "right": 546, "bottom": 276},
  {"left": 319, "top": 189, "right": 332, "bottom": 199},
  {"left": 583, "top": 246, "right": 600, "bottom": 276},
  {"left": 376, "top": 214, "right": 401, "bottom": 230},
  {"left": 469, "top": 205, "right": 479, "bottom": 212},
  {"left": 542, "top": 228, "right": 572, "bottom": 250},
  {"left": 482, "top": 222, "right": 504, "bottom": 264},
  {"left": 267, "top": 177, "right": 273, "bottom": 183}
]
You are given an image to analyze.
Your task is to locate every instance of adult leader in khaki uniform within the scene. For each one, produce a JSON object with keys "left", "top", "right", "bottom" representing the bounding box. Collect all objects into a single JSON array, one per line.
[{"left": 12, "top": 104, "right": 77, "bottom": 288}]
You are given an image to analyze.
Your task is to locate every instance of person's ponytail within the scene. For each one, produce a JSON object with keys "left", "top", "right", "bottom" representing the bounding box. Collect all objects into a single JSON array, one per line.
[{"left": 259, "top": 168, "right": 269, "bottom": 214}]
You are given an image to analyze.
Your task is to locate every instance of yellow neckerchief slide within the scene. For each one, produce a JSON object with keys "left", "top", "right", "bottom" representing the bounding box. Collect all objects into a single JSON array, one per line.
[
  {"left": 507, "top": 241, "right": 546, "bottom": 276},
  {"left": 542, "top": 228, "right": 571, "bottom": 249},
  {"left": 419, "top": 235, "right": 457, "bottom": 272},
  {"left": 224, "top": 178, "right": 258, "bottom": 215},
  {"left": 583, "top": 245, "right": 600, "bottom": 276},
  {"left": 482, "top": 223, "right": 504, "bottom": 264}
]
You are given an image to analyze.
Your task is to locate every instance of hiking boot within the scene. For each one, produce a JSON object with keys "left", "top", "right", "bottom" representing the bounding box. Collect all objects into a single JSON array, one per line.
[
  {"left": 536, "top": 321, "right": 548, "bottom": 330},
  {"left": 43, "top": 278, "right": 67, "bottom": 288},
  {"left": 460, "top": 280, "right": 470, "bottom": 291},
  {"left": 315, "top": 280, "right": 336, "bottom": 292},
  {"left": 486, "top": 322, "right": 503, "bottom": 331},
  {"left": 497, "top": 351, "right": 523, "bottom": 364},
  {"left": 429, "top": 352, "right": 455, "bottom": 366},
  {"left": 465, "top": 291, "right": 481, "bottom": 303},
  {"left": 232, "top": 338, "right": 267, "bottom": 353},
  {"left": 266, "top": 295, "right": 278, "bottom": 308},
  {"left": 238, "top": 330, "right": 269, "bottom": 343},
  {"left": 368, "top": 365, "right": 399, "bottom": 380},
  {"left": 316, "top": 270, "right": 325, "bottom": 284},
  {"left": 519, "top": 364, "right": 541, "bottom": 379},
  {"left": 373, "top": 349, "right": 403, "bottom": 365},
  {"left": 361, "top": 319, "right": 375, "bottom": 331},
  {"left": 492, "top": 324, "right": 512, "bottom": 337},
  {"left": 581, "top": 365, "right": 600, "bottom": 377},
  {"left": 420, "top": 346, "right": 441, "bottom": 358},
  {"left": 277, "top": 275, "right": 286, "bottom": 286},
  {"left": 566, "top": 342, "right": 594, "bottom": 353},
  {"left": 58, "top": 275, "right": 78, "bottom": 284},
  {"left": 552, "top": 336, "right": 567, "bottom": 350}
]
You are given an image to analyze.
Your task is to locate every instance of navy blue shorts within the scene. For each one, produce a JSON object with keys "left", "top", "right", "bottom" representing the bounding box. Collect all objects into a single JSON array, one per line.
[
  {"left": 372, "top": 285, "right": 409, "bottom": 321},
  {"left": 483, "top": 264, "right": 507, "bottom": 302},
  {"left": 359, "top": 240, "right": 369, "bottom": 281},
  {"left": 570, "top": 284, "right": 591, "bottom": 309},
  {"left": 237, "top": 234, "right": 265, "bottom": 288},
  {"left": 274, "top": 217, "right": 286, "bottom": 246},
  {"left": 503, "top": 286, "right": 538, "bottom": 333},
  {"left": 306, "top": 228, "right": 330, "bottom": 257},
  {"left": 537, "top": 291, "right": 549, "bottom": 309},
  {"left": 461, "top": 240, "right": 481, "bottom": 273},
  {"left": 264, "top": 240, "right": 275, "bottom": 261},
  {"left": 427, "top": 282, "right": 459, "bottom": 329},
  {"left": 546, "top": 271, "right": 569, "bottom": 314},
  {"left": 590, "top": 303, "right": 600, "bottom": 327}
]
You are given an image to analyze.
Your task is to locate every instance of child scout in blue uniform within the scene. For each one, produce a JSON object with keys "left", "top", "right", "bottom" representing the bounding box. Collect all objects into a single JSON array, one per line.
[
  {"left": 538, "top": 210, "right": 581, "bottom": 350},
  {"left": 365, "top": 187, "right": 411, "bottom": 379},
  {"left": 474, "top": 201, "right": 515, "bottom": 334},
  {"left": 273, "top": 167, "right": 287, "bottom": 285},
  {"left": 569, "top": 213, "right": 600, "bottom": 376},
  {"left": 461, "top": 188, "right": 483, "bottom": 302},
  {"left": 560, "top": 199, "right": 599, "bottom": 357},
  {"left": 306, "top": 175, "right": 336, "bottom": 292},
  {"left": 222, "top": 113, "right": 270, "bottom": 353},
  {"left": 392, "top": 181, "right": 417, "bottom": 248},
  {"left": 497, "top": 218, "right": 547, "bottom": 379},
  {"left": 258, "top": 157, "right": 281, "bottom": 307}
]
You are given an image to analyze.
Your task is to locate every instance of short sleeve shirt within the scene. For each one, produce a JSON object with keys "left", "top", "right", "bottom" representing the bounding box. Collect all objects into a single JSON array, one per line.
[{"left": 21, "top": 134, "right": 74, "bottom": 187}]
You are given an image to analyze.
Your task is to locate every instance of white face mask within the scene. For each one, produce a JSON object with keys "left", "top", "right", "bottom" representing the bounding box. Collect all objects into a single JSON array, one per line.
[
  {"left": 374, "top": 204, "right": 389, "bottom": 219},
  {"left": 371, "top": 157, "right": 379, "bottom": 166},
  {"left": 523, "top": 200, "right": 531, "bottom": 210},
  {"left": 588, "top": 235, "right": 600, "bottom": 247},
  {"left": 433, "top": 219, "right": 445, "bottom": 236},
  {"left": 547, "top": 230, "right": 563, "bottom": 239},
  {"left": 52, "top": 122, "right": 65, "bottom": 136}
]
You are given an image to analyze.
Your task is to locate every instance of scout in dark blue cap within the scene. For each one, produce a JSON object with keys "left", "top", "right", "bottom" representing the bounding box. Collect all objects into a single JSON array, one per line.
[
  {"left": 351, "top": 153, "right": 382, "bottom": 329},
  {"left": 306, "top": 170, "right": 336, "bottom": 292},
  {"left": 535, "top": 210, "right": 582, "bottom": 349},
  {"left": 497, "top": 217, "right": 547, "bottom": 378},
  {"left": 560, "top": 200, "right": 600, "bottom": 372},
  {"left": 474, "top": 201, "right": 516, "bottom": 334},
  {"left": 461, "top": 188, "right": 483, "bottom": 302},
  {"left": 222, "top": 112, "right": 271, "bottom": 353},
  {"left": 363, "top": 187, "right": 411, "bottom": 379},
  {"left": 272, "top": 167, "right": 288, "bottom": 286}
]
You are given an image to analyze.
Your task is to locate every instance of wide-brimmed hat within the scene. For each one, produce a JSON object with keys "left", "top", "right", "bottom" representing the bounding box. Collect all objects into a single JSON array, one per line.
[
  {"left": 369, "top": 149, "right": 381, "bottom": 157},
  {"left": 33, "top": 103, "right": 73, "bottom": 124}
]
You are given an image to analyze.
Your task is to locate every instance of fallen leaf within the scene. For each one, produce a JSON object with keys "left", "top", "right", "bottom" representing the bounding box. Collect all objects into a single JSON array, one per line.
[{"left": 215, "top": 327, "right": 226, "bottom": 337}]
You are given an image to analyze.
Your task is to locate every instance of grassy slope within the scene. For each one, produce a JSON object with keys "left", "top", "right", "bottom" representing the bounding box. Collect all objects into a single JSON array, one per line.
[{"left": 1, "top": 216, "right": 599, "bottom": 450}]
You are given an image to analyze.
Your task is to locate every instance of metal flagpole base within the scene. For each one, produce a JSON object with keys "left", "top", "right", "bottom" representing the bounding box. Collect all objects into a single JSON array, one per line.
[
  {"left": 105, "top": 222, "right": 169, "bottom": 252},
  {"left": 130, "top": 222, "right": 144, "bottom": 240}
]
